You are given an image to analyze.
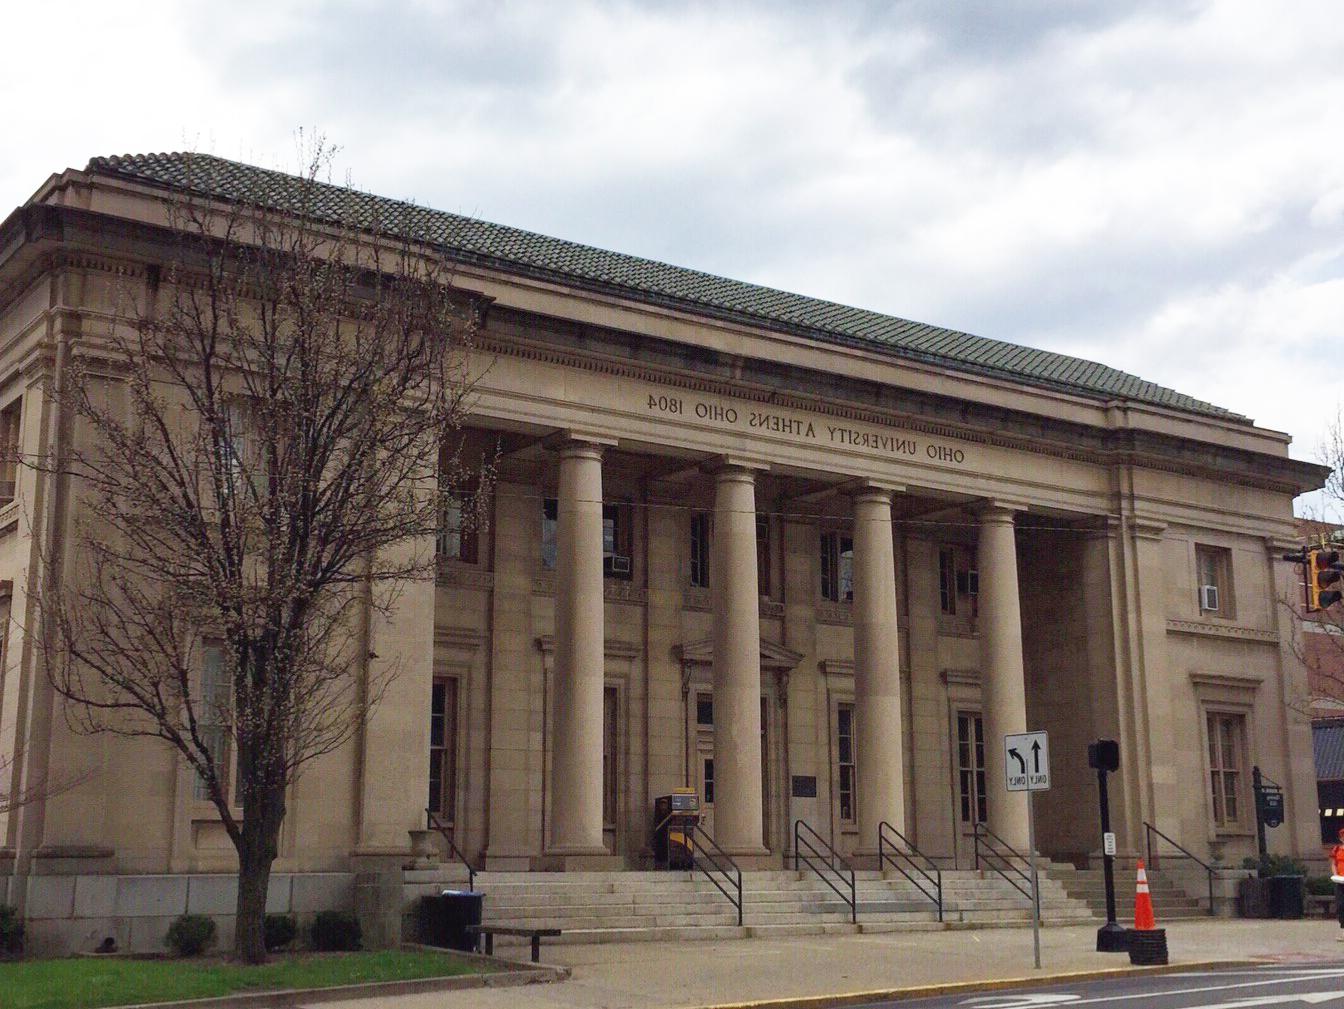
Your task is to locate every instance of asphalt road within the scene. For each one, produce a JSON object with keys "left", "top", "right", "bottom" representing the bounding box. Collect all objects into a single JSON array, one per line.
[{"left": 858, "top": 962, "right": 1344, "bottom": 1009}]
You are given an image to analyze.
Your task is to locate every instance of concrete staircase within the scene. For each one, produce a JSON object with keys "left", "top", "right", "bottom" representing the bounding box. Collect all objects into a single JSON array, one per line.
[
  {"left": 1046, "top": 864, "right": 1208, "bottom": 922},
  {"left": 406, "top": 867, "right": 1097, "bottom": 949}
]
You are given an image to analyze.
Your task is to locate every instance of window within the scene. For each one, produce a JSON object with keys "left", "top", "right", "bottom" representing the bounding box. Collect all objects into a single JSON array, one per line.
[
  {"left": 837, "top": 703, "right": 856, "bottom": 823},
  {"left": 428, "top": 678, "right": 459, "bottom": 823},
  {"left": 1207, "top": 712, "right": 1245, "bottom": 828},
  {"left": 690, "top": 513, "right": 710, "bottom": 588},
  {"left": 194, "top": 644, "right": 233, "bottom": 802},
  {"left": 0, "top": 590, "right": 11, "bottom": 724},
  {"left": 1197, "top": 545, "right": 1232, "bottom": 617},
  {"left": 696, "top": 691, "right": 713, "bottom": 726},
  {"left": 603, "top": 686, "right": 619, "bottom": 828},
  {"left": 703, "top": 758, "right": 715, "bottom": 804},
  {"left": 436, "top": 493, "right": 479, "bottom": 563},
  {"left": 0, "top": 399, "right": 19, "bottom": 506},
  {"left": 756, "top": 514, "right": 772, "bottom": 598},
  {"left": 541, "top": 497, "right": 558, "bottom": 569},
  {"left": 939, "top": 546, "right": 978, "bottom": 618},
  {"left": 956, "top": 712, "right": 987, "bottom": 824},
  {"left": 603, "top": 501, "right": 632, "bottom": 578},
  {"left": 820, "top": 532, "right": 854, "bottom": 603}
]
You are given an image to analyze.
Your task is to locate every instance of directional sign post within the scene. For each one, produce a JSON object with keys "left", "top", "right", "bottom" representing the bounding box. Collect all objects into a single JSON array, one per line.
[{"left": 1004, "top": 730, "right": 1050, "bottom": 969}]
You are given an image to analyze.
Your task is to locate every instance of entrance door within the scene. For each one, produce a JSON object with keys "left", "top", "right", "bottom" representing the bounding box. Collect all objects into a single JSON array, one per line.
[
  {"left": 955, "top": 710, "right": 986, "bottom": 866},
  {"left": 697, "top": 737, "right": 715, "bottom": 838}
]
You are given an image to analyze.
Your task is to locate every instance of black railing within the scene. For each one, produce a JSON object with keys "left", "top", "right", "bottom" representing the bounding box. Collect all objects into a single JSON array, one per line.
[
  {"left": 973, "top": 822, "right": 1035, "bottom": 905},
  {"left": 794, "top": 820, "right": 857, "bottom": 924},
  {"left": 686, "top": 821, "right": 745, "bottom": 926},
  {"left": 426, "top": 809, "right": 478, "bottom": 891},
  {"left": 1143, "top": 820, "right": 1215, "bottom": 916},
  {"left": 877, "top": 821, "right": 943, "bottom": 922}
]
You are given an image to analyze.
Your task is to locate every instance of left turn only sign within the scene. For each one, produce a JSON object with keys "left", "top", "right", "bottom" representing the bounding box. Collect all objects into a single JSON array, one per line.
[{"left": 1004, "top": 731, "right": 1051, "bottom": 792}]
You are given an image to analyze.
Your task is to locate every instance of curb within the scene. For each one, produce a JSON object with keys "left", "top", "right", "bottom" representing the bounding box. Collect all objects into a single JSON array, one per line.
[
  {"left": 692, "top": 958, "right": 1262, "bottom": 1009},
  {"left": 111, "top": 959, "right": 569, "bottom": 1009}
]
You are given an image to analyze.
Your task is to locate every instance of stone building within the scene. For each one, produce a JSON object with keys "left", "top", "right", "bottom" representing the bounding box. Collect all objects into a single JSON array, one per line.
[{"left": 0, "top": 153, "right": 1328, "bottom": 950}]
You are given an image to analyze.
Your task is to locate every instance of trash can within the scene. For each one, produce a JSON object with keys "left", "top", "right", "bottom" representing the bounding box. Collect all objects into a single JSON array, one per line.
[
  {"left": 418, "top": 889, "right": 484, "bottom": 951},
  {"left": 1267, "top": 875, "right": 1304, "bottom": 919}
]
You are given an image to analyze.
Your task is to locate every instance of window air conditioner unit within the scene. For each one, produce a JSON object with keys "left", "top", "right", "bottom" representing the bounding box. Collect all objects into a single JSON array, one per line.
[
  {"left": 1200, "top": 584, "right": 1219, "bottom": 612},
  {"left": 957, "top": 570, "right": 979, "bottom": 596},
  {"left": 606, "top": 554, "right": 632, "bottom": 575}
]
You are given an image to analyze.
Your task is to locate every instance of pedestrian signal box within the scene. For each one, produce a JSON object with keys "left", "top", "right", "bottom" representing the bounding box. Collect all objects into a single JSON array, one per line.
[{"left": 653, "top": 789, "right": 699, "bottom": 870}]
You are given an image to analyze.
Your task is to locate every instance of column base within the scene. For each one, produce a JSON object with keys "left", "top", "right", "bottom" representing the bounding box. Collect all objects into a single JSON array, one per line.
[
  {"left": 536, "top": 851, "right": 624, "bottom": 871},
  {"left": 482, "top": 854, "right": 533, "bottom": 872},
  {"left": 849, "top": 848, "right": 881, "bottom": 871},
  {"left": 717, "top": 846, "right": 778, "bottom": 870}
]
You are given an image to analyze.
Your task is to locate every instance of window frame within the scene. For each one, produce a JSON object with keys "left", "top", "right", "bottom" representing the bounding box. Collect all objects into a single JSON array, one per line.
[
  {"left": 756, "top": 513, "right": 772, "bottom": 599},
  {"left": 428, "top": 676, "right": 460, "bottom": 826},
  {"left": 836, "top": 702, "right": 856, "bottom": 825},
  {"left": 193, "top": 642, "right": 238, "bottom": 806},
  {"left": 437, "top": 492, "right": 479, "bottom": 565},
  {"left": 541, "top": 496, "right": 559, "bottom": 570},
  {"left": 602, "top": 500, "right": 633, "bottom": 580},
  {"left": 955, "top": 710, "right": 987, "bottom": 826},
  {"left": 1205, "top": 710, "right": 1247, "bottom": 831},
  {"left": 820, "top": 530, "right": 854, "bottom": 603},
  {"left": 603, "top": 684, "right": 620, "bottom": 830},
  {"left": 0, "top": 397, "right": 21, "bottom": 508},
  {"left": 690, "top": 512, "right": 710, "bottom": 589},
  {"left": 1195, "top": 544, "right": 1234, "bottom": 619}
]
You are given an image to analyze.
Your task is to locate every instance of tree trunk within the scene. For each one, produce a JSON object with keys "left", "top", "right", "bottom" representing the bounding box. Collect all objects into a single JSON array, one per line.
[{"left": 233, "top": 807, "right": 283, "bottom": 963}]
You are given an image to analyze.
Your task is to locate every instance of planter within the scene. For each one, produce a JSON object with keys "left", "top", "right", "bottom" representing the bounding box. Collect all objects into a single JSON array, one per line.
[{"left": 1238, "top": 876, "right": 1271, "bottom": 918}]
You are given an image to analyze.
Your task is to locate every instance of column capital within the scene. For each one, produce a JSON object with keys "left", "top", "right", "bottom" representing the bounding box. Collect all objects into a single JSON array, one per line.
[
  {"left": 705, "top": 454, "right": 769, "bottom": 477},
  {"left": 974, "top": 500, "right": 1028, "bottom": 523},
  {"left": 850, "top": 480, "right": 905, "bottom": 505},
  {"left": 544, "top": 429, "right": 618, "bottom": 455}
]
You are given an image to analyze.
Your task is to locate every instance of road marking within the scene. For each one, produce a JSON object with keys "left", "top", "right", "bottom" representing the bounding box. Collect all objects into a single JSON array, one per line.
[
  {"left": 958, "top": 996, "right": 1081, "bottom": 1007},
  {"left": 1179, "top": 995, "right": 1344, "bottom": 1007},
  {"left": 971, "top": 970, "right": 1344, "bottom": 1008}
]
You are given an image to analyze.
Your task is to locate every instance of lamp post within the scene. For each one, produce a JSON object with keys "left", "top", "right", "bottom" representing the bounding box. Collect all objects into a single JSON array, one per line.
[{"left": 1090, "top": 739, "right": 1128, "bottom": 953}]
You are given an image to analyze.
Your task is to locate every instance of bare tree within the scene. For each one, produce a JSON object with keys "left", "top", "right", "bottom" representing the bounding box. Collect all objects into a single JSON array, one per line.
[
  {"left": 1285, "top": 408, "right": 1344, "bottom": 711},
  {"left": 36, "top": 144, "right": 486, "bottom": 962}
]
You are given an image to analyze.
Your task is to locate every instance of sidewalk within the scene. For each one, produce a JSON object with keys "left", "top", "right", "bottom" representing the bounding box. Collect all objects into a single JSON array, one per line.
[{"left": 318, "top": 919, "right": 1344, "bottom": 1009}]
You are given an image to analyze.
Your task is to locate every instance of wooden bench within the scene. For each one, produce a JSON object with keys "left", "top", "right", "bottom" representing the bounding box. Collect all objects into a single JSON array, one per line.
[
  {"left": 1308, "top": 892, "right": 1336, "bottom": 918},
  {"left": 466, "top": 924, "right": 562, "bottom": 963}
]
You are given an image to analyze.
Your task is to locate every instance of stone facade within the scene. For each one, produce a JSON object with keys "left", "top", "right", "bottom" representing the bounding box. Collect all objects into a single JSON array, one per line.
[{"left": 0, "top": 155, "right": 1328, "bottom": 951}]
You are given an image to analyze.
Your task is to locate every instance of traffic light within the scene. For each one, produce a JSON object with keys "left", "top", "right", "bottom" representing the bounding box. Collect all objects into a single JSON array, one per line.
[{"left": 1308, "top": 547, "right": 1344, "bottom": 611}]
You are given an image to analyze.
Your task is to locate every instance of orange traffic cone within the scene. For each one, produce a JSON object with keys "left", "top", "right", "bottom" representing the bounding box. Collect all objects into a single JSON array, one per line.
[
  {"left": 1134, "top": 858, "right": 1157, "bottom": 930},
  {"left": 1129, "top": 858, "right": 1168, "bottom": 965}
]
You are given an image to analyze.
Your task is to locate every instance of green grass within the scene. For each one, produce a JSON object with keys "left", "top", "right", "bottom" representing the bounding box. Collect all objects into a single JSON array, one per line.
[{"left": 0, "top": 949, "right": 488, "bottom": 1009}]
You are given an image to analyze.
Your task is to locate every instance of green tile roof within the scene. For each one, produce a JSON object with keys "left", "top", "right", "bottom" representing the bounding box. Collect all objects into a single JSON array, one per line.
[{"left": 87, "top": 152, "right": 1243, "bottom": 421}]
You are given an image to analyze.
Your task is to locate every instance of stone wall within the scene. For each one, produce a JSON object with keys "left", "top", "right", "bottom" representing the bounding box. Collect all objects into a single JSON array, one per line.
[{"left": 14, "top": 872, "right": 353, "bottom": 957}]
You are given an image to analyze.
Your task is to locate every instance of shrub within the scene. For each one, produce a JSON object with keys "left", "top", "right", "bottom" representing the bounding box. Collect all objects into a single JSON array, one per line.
[
  {"left": 264, "top": 913, "right": 298, "bottom": 952},
  {"left": 1307, "top": 875, "right": 1336, "bottom": 896},
  {"left": 165, "top": 914, "right": 217, "bottom": 957},
  {"left": 309, "top": 910, "right": 361, "bottom": 951},
  {"left": 0, "top": 904, "right": 23, "bottom": 959},
  {"left": 1247, "top": 853, "right": 1309, "bottom": 879}
]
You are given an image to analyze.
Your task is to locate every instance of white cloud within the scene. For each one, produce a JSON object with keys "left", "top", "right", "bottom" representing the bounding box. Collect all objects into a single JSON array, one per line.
[{"left": 1, "top": 0, "right": 1340, "bottom": 507}]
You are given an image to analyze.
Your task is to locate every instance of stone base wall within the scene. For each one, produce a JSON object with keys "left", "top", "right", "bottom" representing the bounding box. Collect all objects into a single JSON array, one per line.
[{"left": 12, "top": 872, "right": 353, "bottom": 957}]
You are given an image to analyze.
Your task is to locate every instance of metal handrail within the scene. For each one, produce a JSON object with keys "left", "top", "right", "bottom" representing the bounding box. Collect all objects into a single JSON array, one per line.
[
  {"left": 793, "top": 820, "right": 857, "bottom": 924},
  {"left": 686, "top": 821, "right": 745, "bottom": 926},
  {"left": 426, "top": 808, "right": 478, "bottom": 891},
  {"left": 1143, "top": 820, "right": 1215, "bottom": 916},
  {"left": 877, "top": 821, "right": 943, "bottom": 922},
  {"left": 972, "top": 822, "right": 1034, "bottom": 903}
]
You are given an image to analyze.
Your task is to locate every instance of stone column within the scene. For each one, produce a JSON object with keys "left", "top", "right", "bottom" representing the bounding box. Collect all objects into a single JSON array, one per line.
[
  {"left": 549, "top": 440, "right": 607, "bottom": 855},
  {"left": 852, "top": 486, "right": 906, "bottom": 850},
  {"left": 978, "top": 504, "right": 1030, "bottom": 852},
  {"left": 711, "top": 465, "right": 768, "bottom": 855}
]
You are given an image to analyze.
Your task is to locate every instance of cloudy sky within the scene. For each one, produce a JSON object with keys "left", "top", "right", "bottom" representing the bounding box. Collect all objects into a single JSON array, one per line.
[{"left": 3, "top": 0, "right": 1341, "bottom": 513}]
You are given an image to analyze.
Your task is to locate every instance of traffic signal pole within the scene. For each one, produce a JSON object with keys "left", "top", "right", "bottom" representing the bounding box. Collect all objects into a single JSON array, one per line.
[{"left": 1095, "top": 762, "right": 1126, "bottom": 952}]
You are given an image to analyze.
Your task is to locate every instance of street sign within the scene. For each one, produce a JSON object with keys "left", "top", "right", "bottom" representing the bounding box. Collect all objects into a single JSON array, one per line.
[
  {"left": 1103, "top": 832, "right": 1116, "bottom": 856},
  {"left": 1004, "top": 730, "right": 1051, "bottom": 792}
]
